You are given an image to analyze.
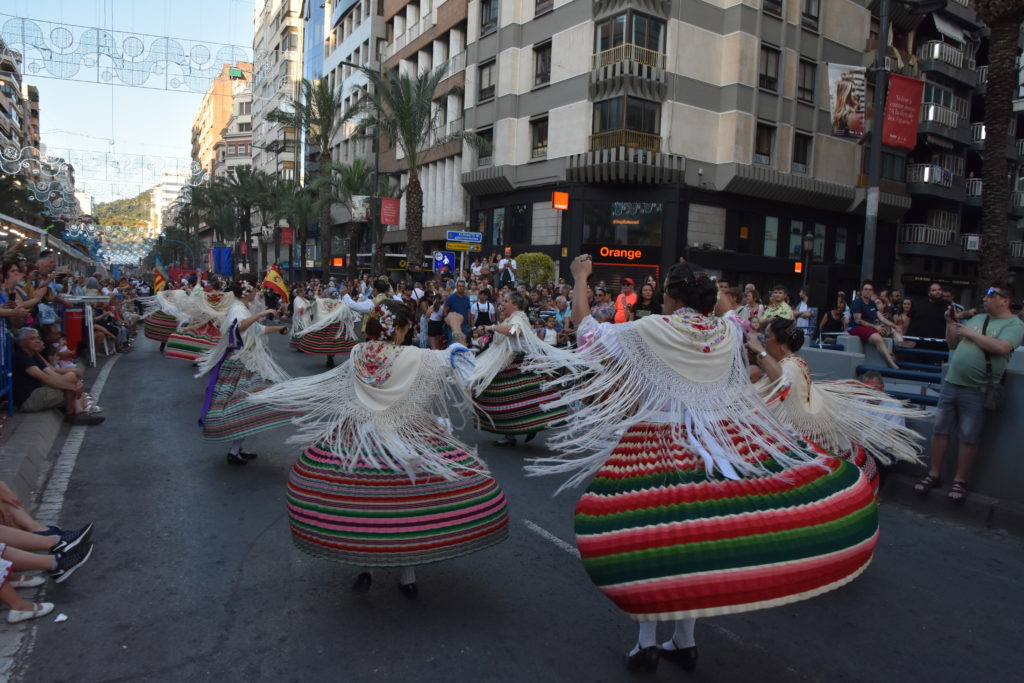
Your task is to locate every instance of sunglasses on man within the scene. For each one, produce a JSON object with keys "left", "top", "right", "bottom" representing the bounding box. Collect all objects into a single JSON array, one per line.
[{"left": 985, "top": 288, "right": 1008, "bottom": 298}]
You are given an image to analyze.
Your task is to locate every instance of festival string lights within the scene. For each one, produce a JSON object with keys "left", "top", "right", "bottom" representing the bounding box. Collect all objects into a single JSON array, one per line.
[{"left": 63, "top": 222, "right": 158, "bottom": 265}]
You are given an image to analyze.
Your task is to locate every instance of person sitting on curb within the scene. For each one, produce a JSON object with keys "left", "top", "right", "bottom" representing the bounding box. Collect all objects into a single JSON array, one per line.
[
  {"left": 848, "top": 281, "right": 900, "bottom": 369},
  {"left": 11, "top": 328, "right": 104, "bottom": 426}
]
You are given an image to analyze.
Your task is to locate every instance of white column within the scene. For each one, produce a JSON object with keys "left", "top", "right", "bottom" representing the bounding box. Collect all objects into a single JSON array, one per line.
[
  {"left": 432, "top": 38, "right": 447, "bottom": 69},
  {"left": 453, "top": 155, "right": 464, "bottom": 226},
  {"left": 423, "top": 164, "right": 434, "bottom": 228},
  {"left": 399, "top": 174, "right": 408, "bottom": 231},
  {"left": 406, "top": 3, "right": 419, "bottom": 27},
  {"left": 394, "top": 15, "right": 406, "bottom": 37},
  {"left": 441, "top": 158, "right": 452, "bottom": 225},
  {"left": 446, "top": 92, "right": 460, "bottom": 125},
  {"left": 450, "top": 28, "right": 465, "bottom": 55},
  {"left": 418, "top": 48, "right": 431, "bottom": 75}
]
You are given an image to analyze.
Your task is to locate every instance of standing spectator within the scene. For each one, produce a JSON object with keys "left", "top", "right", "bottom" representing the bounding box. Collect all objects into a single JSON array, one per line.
[
  {"left": 497, "top": 249, "right": 517, "bottom": 288},
  {"left": 442, "top": 279, "right": 472, "bottom": 343},
  {"left": 907, "top": 282, "right": 949, "bottom": 345},
  {"left": 848, "top": 281, "right": 899, "bottom": 368},
  {"left": 553, "top": 295, "right": 572, "bottom": 327},
  {"left": 892, "top": 298, "right": 915, "bottom": 348},
  {"left": 470, "top": 288, "right": 496, "bottom": 328},
  {"left": 758, "top": 285, "right": 794, "bottom": 329},
  {"left": 630, "top": 282, "right": 659, "bottom": 320},
  {"left": 794, "top": 287, "right": 815, "bottom": 341},
  {"left": 613, "top": 278, "right": 638, "bottom": 323},
  {"left": 915, "top": 284, "right": 1024, "bottom": 503},
  {"left": 738, "top": 289, "right": 763, "bottom": 326},
  {"left": 590, "top": 287, "right": 615, "bottom": 323}
]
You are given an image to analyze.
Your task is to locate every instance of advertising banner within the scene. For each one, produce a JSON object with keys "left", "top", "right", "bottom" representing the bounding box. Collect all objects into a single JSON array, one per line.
[
  {"left": 882, "top": 73, "right": 925, "bottom": 150},
  {"left": 827, "top": 64, "right": 866, "bottom": 137},
  {"left": 380, "top": 197, "right": 401, "bottom": 226},
  {"left": 280, "top": 226, "right": 294, "bottom": 245},
  {"left": 351, "top": 196, "right": 371, "bottom": 222}
]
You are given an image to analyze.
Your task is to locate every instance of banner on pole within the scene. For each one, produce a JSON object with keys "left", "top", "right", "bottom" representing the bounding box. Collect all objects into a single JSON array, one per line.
[
  {"left": 827, "top": 63, "right": 866, "bottom": 137},
  {"left": 280, "top": 226, "right": 294, "bottom": 245},
  {"left": 212, "top": 247, "right": 233, "bottom": 276},
  {"left": 882, "top": 73, "right": 924, "bottom": 150},
  {"left": 351, "top": 196, "right": 371, "bottom": 222},
  {"left": 380, "top": 198, "right": 401, "bottom": 226},
  {"left": 240, "top": 240, "right": 248, "bottom": 255}
]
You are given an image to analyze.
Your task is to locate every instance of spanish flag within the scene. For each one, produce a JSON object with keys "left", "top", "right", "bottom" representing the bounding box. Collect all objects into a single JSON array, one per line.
[
  {"left": 262, "top": 264, "right": 289, "bottom": 303},
  {"left": 153, "top": 254, "right": 170, "bottom": 292}
]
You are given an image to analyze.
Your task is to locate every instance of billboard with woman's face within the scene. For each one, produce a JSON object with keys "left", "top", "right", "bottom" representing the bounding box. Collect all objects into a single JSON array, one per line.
[{"left": 827, "top": 64, "right": 866, "bottom": 137}]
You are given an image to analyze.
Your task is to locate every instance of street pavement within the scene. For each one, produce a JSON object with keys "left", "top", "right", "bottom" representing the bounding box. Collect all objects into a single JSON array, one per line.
[{"left": 10, "top": 333, "right": 1024, "bottom": 683}]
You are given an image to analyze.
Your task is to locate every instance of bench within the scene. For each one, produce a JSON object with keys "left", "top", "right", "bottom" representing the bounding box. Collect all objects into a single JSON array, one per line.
[
  {"left": 886, "top": 390, "right": 939, "bottom": 407},
  {"left": 855, "top": 365, "right": 942, "bottom": 384}
]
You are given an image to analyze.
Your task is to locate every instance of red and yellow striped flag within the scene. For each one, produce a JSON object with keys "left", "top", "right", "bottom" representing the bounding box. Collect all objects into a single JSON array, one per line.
[
  {"left": 262, "top": 264, "right": 289, "bottom": 303},
  {"left": 153, "top": 254, "right": 170, "bottom": 292}
]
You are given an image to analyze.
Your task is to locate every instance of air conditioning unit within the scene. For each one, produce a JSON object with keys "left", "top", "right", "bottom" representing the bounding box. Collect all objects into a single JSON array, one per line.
[{"left": 964, "top": 234, "right": 981, "bottom": 251}]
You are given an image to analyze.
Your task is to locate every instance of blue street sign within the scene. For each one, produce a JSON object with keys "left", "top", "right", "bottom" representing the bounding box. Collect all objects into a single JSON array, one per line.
[
  {"left": 445, "top": 231, "right": 483, "bottom": 243},
  {"left": 433, "top": 250, "right": 456, "bottom": 273}
]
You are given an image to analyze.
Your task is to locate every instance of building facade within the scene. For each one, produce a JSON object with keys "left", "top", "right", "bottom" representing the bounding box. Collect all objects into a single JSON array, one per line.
[
  {"left": 0, "top": 40, "right": 37, "bottom": 152},
  {"left": 252, "top": 0, "right": 304, "bottom": 180},
  {"left": 212, "top": 79, "right": 254, "bottom": 181},
  {"left": 190, "top": 62, "right": 254, "bottom": 179}
]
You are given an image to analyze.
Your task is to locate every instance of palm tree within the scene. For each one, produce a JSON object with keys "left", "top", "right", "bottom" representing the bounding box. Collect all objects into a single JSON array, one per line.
[
  {"left": 268, "top": 79, "right": 344, "bottom": 280},
  {"left": 216, "top": 167, "right": 272, "bottom": 274},
  {"left": 316, "top": 159, "right": 379, "bottom": 277},
  {"left": 271, "top": 179, "right": 319, "bottom": 282},
  {"left": 344, "top": 63, "right": 489, "bottom": 273},
  {"left": 974, "top": 0, "right": 1024, "bottom": 294}
]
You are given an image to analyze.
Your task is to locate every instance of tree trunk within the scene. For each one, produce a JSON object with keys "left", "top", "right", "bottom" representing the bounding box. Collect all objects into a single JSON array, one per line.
[
  {"left": 405, "top": 172, "right": 424, "bottom": 274},
  {"left": 977, "top": 18, "right": 1019, "bottom": 296},
  {"left": 373, "top": 221, "right": 385, "bottom": 276},
  {"left": 319, "top": 183, "right": 331, "bottom": 282},
  {"left": 348, "top": 220, "right": 360, "bottom": 278}
]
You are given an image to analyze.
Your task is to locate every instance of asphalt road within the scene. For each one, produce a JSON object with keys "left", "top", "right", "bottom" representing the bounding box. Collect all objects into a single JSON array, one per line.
[{"left": 12, "top": 334, "right": 1024, "bottom": 683}]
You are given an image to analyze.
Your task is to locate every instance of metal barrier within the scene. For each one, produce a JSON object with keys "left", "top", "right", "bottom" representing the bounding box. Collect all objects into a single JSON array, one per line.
[{"left": 0, "top": 320, "right": 13, "bottom": 415}]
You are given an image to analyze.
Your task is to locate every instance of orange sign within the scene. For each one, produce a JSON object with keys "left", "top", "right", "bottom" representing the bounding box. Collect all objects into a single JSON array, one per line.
[
  {"left": 598, "top": 246, "right": 643, "bottom": 261},
  {"left": 552, "top": 191, "right": 569, "bottom": 210},
  {"left": 794, "top": 261, "right": 803, "bottom": 273},
  {"left": 332, "top": 257, "right": 345, "bottom": 267}
]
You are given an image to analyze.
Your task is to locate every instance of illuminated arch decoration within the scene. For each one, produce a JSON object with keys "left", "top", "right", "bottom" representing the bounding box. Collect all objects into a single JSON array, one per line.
[{"left": 1, "top": 14, "right": 250, "bottom": 93}]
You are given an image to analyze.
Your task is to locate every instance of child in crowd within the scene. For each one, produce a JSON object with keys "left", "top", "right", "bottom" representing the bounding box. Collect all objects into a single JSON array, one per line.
[{"left": 538, "top": 315, "right": 560, "bottom": 346}]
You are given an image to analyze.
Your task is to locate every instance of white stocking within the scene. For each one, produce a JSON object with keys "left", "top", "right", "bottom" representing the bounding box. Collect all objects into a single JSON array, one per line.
[
  {"left": 399, "top": 566, "right": 416, "bottom": 585},
  {"left": 629, "top": 622, "right": 659, "bottom": 655},
  {"left": 228, "top": 439, "right": 245, "bottom": 455},
  {"left": 661, "top": 618, "right": 697, "bottom": 650}
]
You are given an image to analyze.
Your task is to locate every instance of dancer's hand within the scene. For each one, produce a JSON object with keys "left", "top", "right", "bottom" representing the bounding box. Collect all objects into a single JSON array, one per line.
[{"left": 570, "top": 254, "right": 592, "bottom": 281}]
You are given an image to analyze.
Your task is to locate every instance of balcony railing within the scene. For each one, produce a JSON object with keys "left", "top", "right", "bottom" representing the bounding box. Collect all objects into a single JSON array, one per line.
[
  {"left": 961, "top": 234, "right": 981, "bottom": 251},
  {"left": 917, "top": 40, "right": 965, "bottom": 70},
  {"left": 966, "top": 178, "right": 982, "bottom": 197},
  {"left": 589, "top": 129, "right": 661, "bottom": 152},
  {"left": 901, "top": 224, "right": 955, "bottom": 246},
  {"left": 445, "top": 51, "right": 467, "bottom": 77},
  {"left": 386, "top": 11, "right": 438, "bottom": 58},
  {"left": 906, "top": 163, "right": 953, "bottom": 188},
  {"left": 1018, "top": 139, "right": 1024, "bottom": 157},
  {"left": 920, "top": 104, "right": 958, "bottom": 128},
  {"left": 591, "top": 44, "right": 667, "bottom": 70},
  {"left": 1012, "top": 241, "right": 1024, "bottom": 259},
  {"left": 977, "top": 65, "right": 988, "bottom": 85},
  {"left": 971, "top": 122, "right": 986, "bottom": 143},
  {"left": 950, "top": 0, "right": 971, "bottom": 7},
  {"left": 1014, "top": 190, "right": 1024, "bottom": 209}
]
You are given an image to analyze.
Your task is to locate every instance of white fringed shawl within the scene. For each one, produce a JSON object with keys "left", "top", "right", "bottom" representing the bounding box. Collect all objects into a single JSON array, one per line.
[
  {"left": 756, "top": 355, "right": 923, "bottom": 465},
  {"left": 296, "top": 297, "right": 359, "bottom": 340},
  {"left": 467, "top": 310, "right": 588, "bottom": 396},
  {"left": 524, "top": 311, "right": 818, "bottom": 491},
  {"left": 195, "top": 300, "right": 291, "bottom": 383},
  {"left": 290, "top": 295, "right": 314, "bottom": 334},
  {"left": 249, "top": 343, "right": 481, "bottom": 481},
  {"left": 138, "top": 288, "right": 190, "bottom": 321}
]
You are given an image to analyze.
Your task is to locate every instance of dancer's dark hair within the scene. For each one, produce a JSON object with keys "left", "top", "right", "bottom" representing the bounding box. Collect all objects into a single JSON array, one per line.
[
  {"left": 366, "top": 298, "right": 414, "bottom": 341},
  {"left": 663, "top": 262, "right": 717, "bottom": 314},
  {"left": 768, "top": 317, "right": 804, "bottom": 352}
]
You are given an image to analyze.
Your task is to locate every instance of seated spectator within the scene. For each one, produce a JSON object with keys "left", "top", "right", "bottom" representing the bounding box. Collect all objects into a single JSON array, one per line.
[
  {"left": 537, "top": 296, "right": 558, "bottom": 322},
  {"left": 848, "top": 281, "right": 899, "bottom": 368},
  {"left": 819, "top": 294, "right": 848, "bottom": 344},
  {"left": 538, "top": 315, "right": 560, "bottom": 346},
  {"left": 757, "top": 285, "right": 795, "bottom": 330},
  {"left": 12, "top": 328, "right": 103, "bottom": 425},
  {"left": 590, "top": 288, "right": 615, "bottom": 323}
]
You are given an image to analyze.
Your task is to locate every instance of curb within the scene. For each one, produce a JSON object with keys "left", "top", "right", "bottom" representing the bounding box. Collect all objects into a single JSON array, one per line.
[
  {"left": 883, "top": 472, "right": 1024, "bottom": 537},
  {"left": 0, "top": 410, "right": 65, "bottom": 505}
]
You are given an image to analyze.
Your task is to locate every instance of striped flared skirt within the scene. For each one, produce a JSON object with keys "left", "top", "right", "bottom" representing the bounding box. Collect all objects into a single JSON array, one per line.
[
  {"left": 200, "top": 359, "right": 292, "bottom": 442},
  {"left": 287, "top": 444, "right": 510, "bottom": 567},
  {"left": 165, "top": 323, "right": 221, "bottom": 361},
  {"left": 574, "top": 422, "right": 879, "bottom": 622},
  {"left": 299, "top": 323, "right": 356, "bottom": 355},
  {"left": 474, "top": 360, "right": 567, "bottom": 435},
  {"left": 841, "top": 443, "right": 880, "bottom": 498},
  {"left": 144, "top": 311, "right": 179, "bottom": 343}
]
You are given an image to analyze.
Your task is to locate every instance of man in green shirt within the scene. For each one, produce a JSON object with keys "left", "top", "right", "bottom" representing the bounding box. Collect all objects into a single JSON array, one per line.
[{"left": 916, "top": 283, "right": 1024, "bottom": 503}]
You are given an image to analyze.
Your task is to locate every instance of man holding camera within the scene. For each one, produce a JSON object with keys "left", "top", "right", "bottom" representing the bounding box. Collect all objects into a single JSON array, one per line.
[{"left": 915, "top": 284, "right": 1024, "bottom": 503}]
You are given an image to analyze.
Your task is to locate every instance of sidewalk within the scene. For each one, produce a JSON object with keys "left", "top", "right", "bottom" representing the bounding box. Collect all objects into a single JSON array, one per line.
[{"left": 884, "top": 472, "right": 1024, "bottom": 537}]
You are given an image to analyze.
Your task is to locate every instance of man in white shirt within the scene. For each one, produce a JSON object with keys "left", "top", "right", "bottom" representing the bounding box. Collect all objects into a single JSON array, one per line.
[{"left": 497, "top": 251, "right": 517, "bottom": 288}]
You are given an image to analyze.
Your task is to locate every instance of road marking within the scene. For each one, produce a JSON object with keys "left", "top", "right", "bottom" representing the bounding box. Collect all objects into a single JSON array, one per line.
[{"left": 523, "top": 519, "right": 580, "bottom": 558}]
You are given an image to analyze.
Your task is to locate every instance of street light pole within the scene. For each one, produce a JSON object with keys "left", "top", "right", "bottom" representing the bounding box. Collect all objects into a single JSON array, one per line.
[{"left": 862, "top": 0, "right": 891, "bottom": 286}]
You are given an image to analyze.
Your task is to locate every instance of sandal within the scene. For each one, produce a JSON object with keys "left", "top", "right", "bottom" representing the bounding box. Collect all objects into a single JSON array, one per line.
[
  {"left": 914, "top": 474, "right": 942, "bottom": 494},
  {"left": 948, "top": 481, "right": 968, "bottom": 504}
]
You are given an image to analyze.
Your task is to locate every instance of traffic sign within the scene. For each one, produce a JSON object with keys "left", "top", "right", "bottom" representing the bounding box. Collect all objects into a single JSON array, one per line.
[
  {"left": 445, "top": 231, "right": 483, "bottom": 243},
  {"left": 446, "top": 241, "right": 482, "bottom": 252},
  {"left": 433, "top": 250, "right": 456, "bottom": 273}
]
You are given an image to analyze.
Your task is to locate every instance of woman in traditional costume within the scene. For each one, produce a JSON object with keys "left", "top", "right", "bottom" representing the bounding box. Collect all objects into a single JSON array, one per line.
[
  {"left": 142, "top": 286, "right": 187, "bottom": 351},
  {"left": 250, "top": 299, "right": 509, "bottom": 596},
  {"left": 469, "top": 291, "right": 573, "bottom": 447},
  {"left": 164, "top": 287, "right": 232, "bottom": 363},
  {"left": 196, "top": 274, "right": 292, "bottom": 465},
  {"left": 746, "top": 318, "right": 922, "bottom": 495},
  {"left": 297, "top": 295, "right": 359, "bottom": 369},
  {"left": 289, "top": 289, "right": 314, "bottom": 350},
  {"left": 525, "top": 256, "right": 879, "bottom": 674}
]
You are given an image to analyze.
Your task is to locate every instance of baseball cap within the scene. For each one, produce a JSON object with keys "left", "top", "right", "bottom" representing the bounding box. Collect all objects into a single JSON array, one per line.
[{"left": 622, "top": 277, "right": 635, "bottom": 286}]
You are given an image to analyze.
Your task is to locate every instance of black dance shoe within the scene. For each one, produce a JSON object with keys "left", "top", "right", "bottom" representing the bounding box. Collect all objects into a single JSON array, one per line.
[
  {"left": 325, "top": 357, "right": 336, "bottom": 369},
  {"left": 351, "top": 572, "right": 372, "bottom": 593},
  {"left": 239, "top": 451, "right": 258, "bottom": 461},
  {"left": 660, "top": 645, "right": 698, "bottom": 672},
  {"left": 225, "top": 453, "right": 248, "bottom": 466},
  {"left": 524, "top": 432, "right": 536, "bottom": 443},
  {"left": 492, "top": 435, "right": 517, "bottom": 447},
  {"left": 398, "top": 581, "right": 418, "bottom": 599},
  {"left": 625, "top": 646, "right": 659, "bottom": 673}
]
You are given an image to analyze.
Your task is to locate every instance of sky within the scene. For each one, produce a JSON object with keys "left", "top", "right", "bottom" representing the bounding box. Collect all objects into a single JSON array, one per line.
[{"left": 3, "top": 0, "right": 255, "bottom": 203}]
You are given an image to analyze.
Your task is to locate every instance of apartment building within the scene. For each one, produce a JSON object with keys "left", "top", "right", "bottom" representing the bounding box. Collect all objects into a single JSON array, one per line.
[
  {"left": 252, "top": 0, "right": 304, "bottom": 180},
  {"left": 212, "top": 80, "right": 254, "bottom": 181},
  {"left": 191, "top": 62, "right": 254, "bottom": 179},
  {"left": 379, "top": 0, "right": 470, "bottom": 254},
  {"left": 148, "top": 170, "right": 192, "bottom": 238},
  {"left": 0, "top": 40, "right": 36, "bottom": 152}
]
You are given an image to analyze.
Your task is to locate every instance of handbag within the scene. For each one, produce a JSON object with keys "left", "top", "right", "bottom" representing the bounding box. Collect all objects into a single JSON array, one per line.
[{"left": 980, "top": 315, "right": 1005, "bottom": 412}]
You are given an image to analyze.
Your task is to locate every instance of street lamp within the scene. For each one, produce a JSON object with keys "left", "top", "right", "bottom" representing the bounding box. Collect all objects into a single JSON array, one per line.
[
  {"left": 801, "top": 231, "right": 815, "bottom": 294},
  {"left": 861, "top": 0, "right": 947, "bottom": 284}
]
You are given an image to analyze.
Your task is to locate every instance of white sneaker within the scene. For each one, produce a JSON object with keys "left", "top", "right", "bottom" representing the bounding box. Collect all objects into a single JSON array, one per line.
[
  {"left": 9, "top": 574, "right": 46, "bottom": 589},
  {"left": 6, "top": 602, "right": 54, "bottom": 624}
]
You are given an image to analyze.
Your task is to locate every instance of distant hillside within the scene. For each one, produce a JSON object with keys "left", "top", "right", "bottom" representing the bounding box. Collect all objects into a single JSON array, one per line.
[{"left": 93, "top": 189, "right": 153, "bottom": 227}]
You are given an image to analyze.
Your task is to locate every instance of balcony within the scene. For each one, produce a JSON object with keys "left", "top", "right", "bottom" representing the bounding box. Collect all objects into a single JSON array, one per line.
[
  {"left": 1014, "top": 190, "right": 1024, "bottom": 215},
  {"left": 567, "top": 144, "right": 685, "bottom": 184},
  {"left": 901, "top": 224, "right": 955, "bottom": 246},
  {"left": 592, "top": 44, "right": 666, "bottom": 70},
  {"left": 916, "top": 40, "right": 976, "bottom": 86},
  {"left": 961, "top": 233, "right": 981, "bottom": 251},
  {"left": 907, "top": 163, "right": 952, "bottom": 188},
  {"left": 920, "top": 104, "right": 959, "bottom": 129},
  {"left": 977, "top": 65, "right": 988, "bottom": 85},
  {"left": 590, "top": 129, "right": 661, "bottom": 153},
  {"left": 971, "top": 122, "right": 986, "bottom": 143},
  {"left": 916, "top": 40, "right": 965, "bottom": 69},
  {"left": 386, "top": 11, "right": 438, "bottom": 60},
  {"left": 966, "top": 177, "right": 982, "bottom": 201},
  {"left": 1012, "top": 241, "right": 1024, "bottom": 259},
  {"left": 589, "top": 44, "right": 668, "bottom": 100},
  {"left": 1018, "top": 140, "right": 1024, "bottom": 158}
]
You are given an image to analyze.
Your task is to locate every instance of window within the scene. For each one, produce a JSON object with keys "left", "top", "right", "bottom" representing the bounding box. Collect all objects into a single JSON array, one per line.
[
  {"left": 478, "top": 60, "right": 496, "bottom": 101},
  {"left": 238, "top": 122, "right": 252, "bottom": 132},
  {"left": 763, "top": 0, "right": 783, "bottom": 16},
  {"left": 793, "top": 132, "right": 812, "bottom": 173},
  {"left": 834, "top": 226, "right": 847, "bottom": 264},
  {"left": 481, "top": 0, "right": 499, "bottom": 36},
  {"left": 789, "top": 220, "right": 804, "bottom": 258},
  {"left": 228, "top": 144, "right": 236, "bottom": 155},
  {"left": 582, "top": 201, "right": 664, "bottom": 246},
  {"left": 593, "top": 97, "right": 659, "bottom": 134},
  {"left": 923, "top": 82, "right": 953, "bottom": 109},
  {"left": 478, "top": 127, "right": 493, "bottom": 165},
  {"left": 594, "top": 14, "right": 626, "bottom": 53},
  {"left": 755, "top": 123, "right": 775, "bottom": 165},
  {"left": 534, "top": 42, "right": 551, "bottom": 86},
  {"left": 802, "top": 0, "right": 821, "bottom": 31},
  {"left": 239, "top": 101, "right": 252, "bottom": 115},
  {"left": 530, "top": 117, "right": 548, "bottom": 158},
  {"left": 535, "top": 0, "right": 554, "bottom": 15},
  {"left": 507, "top": 203, "right": 532, "bottom": 243},
  {"left": 813, "top": 223, "right": 826, "bottom": 262},
  {"left": 594, "top": 12, "right": 665, "bottom": 54},
  {"left": 631, "top": 13, "right": 665, "bottom": 53},
  {"left": 797, "top": 60, "right": 816, "bottom": 103},
  {"left": 759, "top": 45, "right": 780, "bottom": 92},
  {"left": 880, "top": 152, "right": 906, "bottom": 181},
  {"left": 764, "top": 216, "right": 779, "bottom": 257}
]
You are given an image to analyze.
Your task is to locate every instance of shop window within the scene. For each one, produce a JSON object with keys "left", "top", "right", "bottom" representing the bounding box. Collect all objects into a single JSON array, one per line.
[
  {"left": 481, "top": 0, "right": 499, "bottom": 36},
  {"left": 507, "top": 203, "right": 531, "bottom": 243},
  {"left": 834, "top": 226, "right": 847, "bottom": 264},
  {"left": 759, "top": 45, "right": 780, "bottom": 92},
  {"left": 793, "top": 132, "right": 812, "bottom": 173},
  {"left": 478, "top": 60, "right": 496, "bottom": 101},
  {"left": 797, "top": 60, "right": 816, "bottom": 103},
  {"left": 755, "top": 123, "right": 775, "bottom": 165},
  {"left": 764, "top": 216, "right": 779, "bottom": 257},
  {"left": 534, "top": 42, "right": 551, "bottom": 86},
  {"left": 813, "top": 223, "right": 826, "bottom": 262},
  {"left": 492, "top": 207, "right": 505, "bottom": 244},
  {"left": 583, "top": 201, "right": 663, "bottom": 246},
  {"left": 530, "top": 117, "right": 548, "bottom": 158},
  {"left": 802, "top": 0, "right": 820, "bottom": 31}
]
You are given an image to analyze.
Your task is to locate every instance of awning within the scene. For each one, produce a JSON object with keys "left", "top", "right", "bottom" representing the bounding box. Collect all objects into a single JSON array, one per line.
[{"left": 933, "top": 14, "right": 966, "bottom": 45}]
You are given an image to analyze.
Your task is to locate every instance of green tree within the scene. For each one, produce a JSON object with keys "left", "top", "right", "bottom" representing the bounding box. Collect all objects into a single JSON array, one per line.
[
  {"left": 215, "top": 167, "right": 275, "bottom": 274},
  {"left": 344, "top": 64, "right": 489, "bottom": 274},
  {"left": 270, "top": 179, "right": 318, "bottom": 282},
  {"left": 974, "top": 0, "right": 1024, "bottom": 294},
  {"left": 268, "top": 79, "right": 344, "bottom": 280},
  {"left": 515, "top": 252, "right": 556, "bottom": 287},
  {"left": 316, "top": 159, "right": 380, "bottom": 276}
]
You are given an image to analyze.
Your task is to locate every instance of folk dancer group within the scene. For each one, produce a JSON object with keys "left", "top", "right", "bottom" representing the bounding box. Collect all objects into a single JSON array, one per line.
[{"left": 139, "top": 262, "right": 923, "bottom": 673}]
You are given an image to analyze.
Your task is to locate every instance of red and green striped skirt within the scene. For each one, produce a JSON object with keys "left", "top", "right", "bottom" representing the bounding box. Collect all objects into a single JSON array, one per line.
[
  {"left": 144, "top": 311, "right": 179, "bottom": 343},
  {"left": 165, "top": 323, "right": 221, "bottom": 362},
  {"left": 298, "top": 323, "right": 356, "bottom": 355},
  {"left": 841, "top": 443, "right": 880, "bottom": 498},
  {"left": 201, "top": 359, "right": 293, "bottom": 442},
  {"left": 287, "top": 444, "right": 510, "bottom": 567},
  {"left": 575, "top": 422, "right": 879, "bottom": 621},
  {"left": 474, "top": 359, "right": 567, "bottom": 435}
]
